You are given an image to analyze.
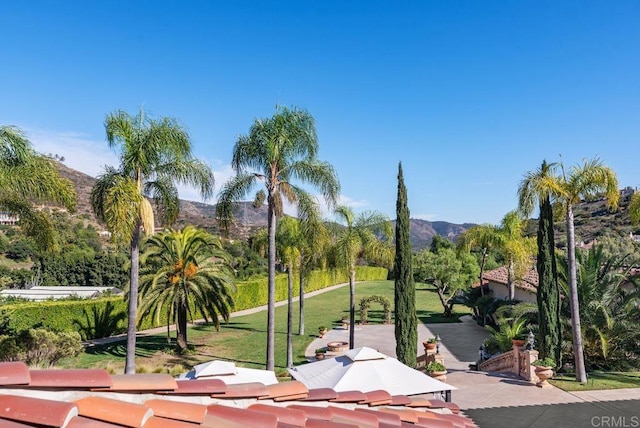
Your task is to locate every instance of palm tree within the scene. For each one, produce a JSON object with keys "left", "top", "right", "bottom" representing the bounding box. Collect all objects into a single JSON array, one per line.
[
  {"left": 216, "top": 106, "right": 340, "bottom": 371},
  {"left": 518, "top": 157, "right": 618, "bottom": 383},
  {"left": 138, "top": 226, "right": 235, "bottom": 353},
  {"left": 457, "top": 224, "right": 501, "bottom": 297},
  {"left": 90, "top": 109, "right": 214, "bottom": 373},
  {"left": 276, "top": 216, "right": 301, "bottom": 369},
  {"left": 497, "top": 211, "right": 536, "bottom": 301},
  {"left": 333, "top": 205, "right": 392, "bottom": 349},
  {"left": 0, "top": 125, "right": 76, "bottom": 251}
]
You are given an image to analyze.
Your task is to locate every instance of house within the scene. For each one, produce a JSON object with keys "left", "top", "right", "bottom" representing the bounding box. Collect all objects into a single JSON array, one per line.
[
  {"left": 473, "top": 266, "right": 538, "bottom": 303},
  {"left": 0, "top": 286, "right": 122, "bottom": 301},
  {"left": 0, "top": 211, "right": 19, "bottom": 225}
]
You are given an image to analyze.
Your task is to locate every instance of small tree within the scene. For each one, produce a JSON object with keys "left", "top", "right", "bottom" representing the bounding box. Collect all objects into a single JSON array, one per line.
[{"left": 414, "top": 247, "right": 479, "bottom": 317}]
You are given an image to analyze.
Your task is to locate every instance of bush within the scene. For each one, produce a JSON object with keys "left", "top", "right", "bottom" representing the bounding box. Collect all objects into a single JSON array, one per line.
[
  {"left": 0, "top": 266, "right": 389, "bottom": 339},
  {"left": 0, "top": 329, "right": 82, "bottom": 367},
  {"left": 532, "top": 357, "right": 555, "bottom": 368}
]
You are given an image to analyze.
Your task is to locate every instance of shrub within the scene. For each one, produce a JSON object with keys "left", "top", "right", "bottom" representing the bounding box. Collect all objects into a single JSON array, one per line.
[{"left": 0, "top": 329, "right": 82, "bottom": 367}]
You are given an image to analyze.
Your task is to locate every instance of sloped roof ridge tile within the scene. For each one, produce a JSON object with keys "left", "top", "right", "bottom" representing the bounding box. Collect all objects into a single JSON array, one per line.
[
  {"left": 0, "top": 362, "right": 30, "bottom": 386},
  {"left": 0, "top": 394, "right": 78, "bottom": 427},
  {"left": 360, "top": 389, "right": 393, "bottom": 406},
  {"left": 248, "top": 403, "right": 307, "bottom": 426},
  {"left": 211, "top": 382, "right": 270, "bottom": 399},
  {"left": 301, "top": 388, "right": 339, "bottom": 402},
  {"left": 144, "top": 399, "right": 208, "bottom": 424},
  {"left": 161, "top": 379, "right": 227, "bottom": 395},
  {"left": 74, "top": 396, "right": 153, "bottom": 427},
  {"left": 27, "top": 369, "right": 113, "bottom": 389},
  {"left": 92, "top": 373, "right": 177, "bottom": 393},
  {"left": 205, "top": 404, "right": 277, "bottom": 428},
  {"left": 262, "top": 380, "right": 308, "bottom": 401},
  {"left": 329, "top": 390, "right": 367, "bottom": 403}
]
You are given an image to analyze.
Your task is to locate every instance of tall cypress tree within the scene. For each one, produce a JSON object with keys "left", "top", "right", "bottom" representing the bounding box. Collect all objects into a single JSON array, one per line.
[
  {"left": 394, "top": 162, "right": 417, "bottom": 367},
  {"left": 536, "top": 176, "right": 562, "bottom": 366}
]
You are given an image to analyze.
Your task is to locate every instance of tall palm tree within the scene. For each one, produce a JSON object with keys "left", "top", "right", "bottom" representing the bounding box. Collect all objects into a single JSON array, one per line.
[
  {"left": 276, "top": 216, "right": 301, "bottom": 369},
  {"left": 457, "top": 224, "right": 501, "bottom": 297},
  {"left": 0, "top": 125, "right": 76, "bottom": 251},
  {"left": 138, "top": 226, "right": 235, "bottom": 353},
  {"left": 333, "top": 205, "right": 392, "bottom": 349},
  {"left": 297, "top": 198, "right": 329, "bottom": 337},
  {"left": 518, "top": 157, "right": 618, "bottom": 383},
  {"left": 216, "top": 106, "right": 340, "bottom": 371},
  {"left": 91, "top": 109, "right": 214, "bottom": 373}
]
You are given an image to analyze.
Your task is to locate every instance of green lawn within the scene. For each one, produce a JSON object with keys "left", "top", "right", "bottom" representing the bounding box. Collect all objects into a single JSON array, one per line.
[
  {"left": 63, "top": 280, "right": 470, "bottom": 374},
  {"left": 550, "top": 372, "right": 640, "bottom": 391}
]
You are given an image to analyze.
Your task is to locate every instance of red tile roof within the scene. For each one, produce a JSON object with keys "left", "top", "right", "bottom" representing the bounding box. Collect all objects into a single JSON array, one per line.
[
  {"left": 474, "top": 266, "right": 538, "bottom": 293},
  {"left": 0, "top": 362, "right": 476, "bottom": 428}
]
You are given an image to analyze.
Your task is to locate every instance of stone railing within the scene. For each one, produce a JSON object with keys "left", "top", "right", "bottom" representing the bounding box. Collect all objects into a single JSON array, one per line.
[
  {"left": 479, "top": 345, "right": 539, "bottom": 382},
  {"left": 479, "top": 350, "right": 514, "bottom": 373}
]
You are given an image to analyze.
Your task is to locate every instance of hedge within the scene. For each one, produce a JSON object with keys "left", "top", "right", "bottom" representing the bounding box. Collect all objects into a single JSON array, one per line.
[{"left": 0, "top": 266, "right": 388, "bottom": 338}]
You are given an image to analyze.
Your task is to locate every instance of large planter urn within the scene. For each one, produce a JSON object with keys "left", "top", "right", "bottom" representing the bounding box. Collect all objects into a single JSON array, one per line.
[
  {"left": 423, "top": 341, "right": 437, "bottom": 352},
  {"left": 534, "top": 366, "right": 554, "bottom": 388},
  {"left": 428, "top": 370, "right": 448, "bottom": 382}
]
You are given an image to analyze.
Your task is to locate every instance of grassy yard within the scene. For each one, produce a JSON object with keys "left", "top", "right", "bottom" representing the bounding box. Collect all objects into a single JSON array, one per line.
[
  {"left": 550, "top": 372, "right": 640, "bottom": 391},
  {"left": 62, "top": 280, "right": 470, "bottom": 374}
]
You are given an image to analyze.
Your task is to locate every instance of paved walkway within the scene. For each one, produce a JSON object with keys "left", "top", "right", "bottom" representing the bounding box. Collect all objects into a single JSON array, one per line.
[{"left": 305, "top": 316, "right": 640, "bottom": 410}]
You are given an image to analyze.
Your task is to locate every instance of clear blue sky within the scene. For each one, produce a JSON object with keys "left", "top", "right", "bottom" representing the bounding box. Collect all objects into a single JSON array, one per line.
[{"left": 1, "top": 1, "right": 638, "bottom": 224}]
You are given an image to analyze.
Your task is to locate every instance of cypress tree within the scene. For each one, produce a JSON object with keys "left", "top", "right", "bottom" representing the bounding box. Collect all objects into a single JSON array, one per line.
[
  {"left": 536, "top": 183, "right": 562, "bottom": 366},
  {"left": 394, "top": 162, "right": 417, "bottom": 367}
]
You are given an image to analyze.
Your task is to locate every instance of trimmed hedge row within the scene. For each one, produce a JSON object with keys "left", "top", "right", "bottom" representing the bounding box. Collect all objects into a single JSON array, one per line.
[{"left": 0, "top": 266, "right": 387, "bottom": 338}]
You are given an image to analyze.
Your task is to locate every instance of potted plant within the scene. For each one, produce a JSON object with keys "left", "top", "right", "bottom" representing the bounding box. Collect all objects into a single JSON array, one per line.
[
  {"left": 318, "top": 326, "right": 328, "bottom": 338},
  {"left": 427, "top": 361, "right": 447, "bottom": 379},
  {"left": 532, "top": 357, "right": 555, "bottom": 388},
  {"left": 315, "top": 348, "right": 327, "bottom": 360},
  {"left": 423, "top": 338, "right": 437, "bottom": 351}
]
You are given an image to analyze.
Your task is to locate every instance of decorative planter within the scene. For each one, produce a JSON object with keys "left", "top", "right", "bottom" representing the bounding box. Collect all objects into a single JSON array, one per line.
[
  {"left": 327, "top": 341, "right": 349, "bottom": 352},
  {"left": 318, "top": 328, "right": 328, "bottom": 338},
  {"left": 534, "top": 366, "right": 554, "bottom": 388},
  {"left": 511, "top": 339, "right": 526, "bottom": 347},
  {"left": 315, "top": 353, "right": 326, "bottom": 360},
  {"left": 423, "top": 342, "right": 437, "bottom": 351},
  {"left": 428, "top": 370, "right": 447, "bottom": 382}
]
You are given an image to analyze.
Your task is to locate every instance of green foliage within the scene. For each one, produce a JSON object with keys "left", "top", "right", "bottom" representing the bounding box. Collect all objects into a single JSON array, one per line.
[
  {"left": 532, "top": 357, "right": 556, "bottom": 368},
  {"left": 393, "top": 162, "right": 417, "bottom": 368},
  {"left": 6, "top": 239, "right": 34, "bottom": 261},
  {"left": 426, "top": 361, "right": 446, "bottom": 372},
  {"left": 485, "top": 315, "right": 529, "bottom": 354},
  {"left": 0, "top": 266, "right": 388, "bottom": 338},
  {"left": 359, "top": 295, "right": 392, "bottom": 324},
  {"left": 73, "top": 301, "right": 126, "bottom": 340},
  {"left": 0, "top": 328, "right": 82, "bottom": 367},
  {"left": 413, "top": 247, "right": 480, "bottom": 317},
  {"left": 536, "top": 189, "right": 562, "bottom": 366}
]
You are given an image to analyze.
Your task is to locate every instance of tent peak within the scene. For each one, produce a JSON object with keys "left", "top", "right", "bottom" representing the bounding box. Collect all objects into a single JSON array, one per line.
[{"left": 344, "top": 347, "right": 387, "bottom": 362}]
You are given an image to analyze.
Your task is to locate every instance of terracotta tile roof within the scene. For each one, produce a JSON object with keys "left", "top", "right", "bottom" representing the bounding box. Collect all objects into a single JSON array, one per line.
[
  {"left": 0, "top": 362, "right": 476, "bottom": 428},
  {"left": 474, "top": 266, "right": 539, "bottom": 293}
]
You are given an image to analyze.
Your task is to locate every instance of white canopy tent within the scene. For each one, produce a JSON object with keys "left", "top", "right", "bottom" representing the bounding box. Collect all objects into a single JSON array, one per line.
[
  {"left": 288, "top": 347, "right": 456, "bottom": 396},
  {"left": 179, "top": 360, "right": 278, "bottom": 385}
]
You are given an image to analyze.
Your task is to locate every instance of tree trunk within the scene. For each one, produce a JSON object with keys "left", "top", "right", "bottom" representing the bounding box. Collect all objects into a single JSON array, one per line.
[
  {"left": 176, "top": 298, "right": 188, "bottom": 353},
  {"left": 479, "top": 249, "right": 487, "bottom": 297},
  {"left": 436, "top": 287, "right": 451, "bottom": 317},
  {"left": 124, "top": 222, "right": 141, "bottom": 374},
  {"left": 286, "top": 265, "right": 293, "bottom": 368},
  {"left": 298, "top": 268, "right": 305, "bottom": 336},
  {"left": 507, "top": 258, "right": 515, "bottom": 301},
  {"left": 349, "top": 267, "right": 356, "bottom": 349},
  {"left": 566, "top": 204, "right": 587, "bottom": 383},
  {"left": 266, "top": 199, "right": 277, "bottom": 371}
]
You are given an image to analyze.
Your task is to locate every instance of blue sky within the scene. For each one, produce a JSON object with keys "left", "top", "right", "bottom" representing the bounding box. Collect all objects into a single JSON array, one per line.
[{"left": 1, "top": 1, "right": 638, "bottom": 225}]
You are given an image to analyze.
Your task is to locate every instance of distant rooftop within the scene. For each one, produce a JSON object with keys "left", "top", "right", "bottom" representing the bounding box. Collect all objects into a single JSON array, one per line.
[{"left": 0, "top": 286, "right": 122, "bottom": 301}]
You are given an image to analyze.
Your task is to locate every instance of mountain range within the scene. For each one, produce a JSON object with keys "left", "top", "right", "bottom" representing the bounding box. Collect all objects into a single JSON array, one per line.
[
  {"left": 56, "top": 162, "right": 639, "bottom": 251},
  {"left": 55, "top": 163, "right": 474, "bottom": 250}
]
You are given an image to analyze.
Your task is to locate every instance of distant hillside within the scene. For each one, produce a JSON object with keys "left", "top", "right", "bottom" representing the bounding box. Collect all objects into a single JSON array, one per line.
[
  {"left": 56, "top": 163, "right": 638, "bottom": 250},
  {"left": 56, "top": 162, "right": 267, "bottom": 240}
]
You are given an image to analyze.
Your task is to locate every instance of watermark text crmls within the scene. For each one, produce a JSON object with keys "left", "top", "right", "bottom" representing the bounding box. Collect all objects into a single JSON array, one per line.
[{"left": 591, "top": 416, "right": 640, "bottom": 428}]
